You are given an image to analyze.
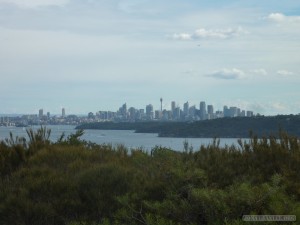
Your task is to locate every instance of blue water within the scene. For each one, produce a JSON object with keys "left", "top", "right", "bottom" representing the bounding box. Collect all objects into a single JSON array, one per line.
[{"left": 0, "top": 125, "right": 242, "bottom": 151}]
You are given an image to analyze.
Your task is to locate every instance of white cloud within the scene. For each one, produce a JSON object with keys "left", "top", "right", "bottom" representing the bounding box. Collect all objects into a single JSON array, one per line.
[
  {"left": 0, "top": 0, "right": 69, "bottom": 8},
  {"left": 277, "top": 70, "right": 294, "bottom": 76},
  {"left": 173, "top": 27, "right": 247, "bottom": 41},
  {"left": 253, "top": 69, "right": 268, "bottom": 76},
  {"left": 268, "top": 13, "right": 286, "bottom": 22},
  {"left": 268, "top": 13, "right": 300, "bottom": 23},
  {"left": 173, "top": 33, "right": 192, "bottom": 40},
  {"left": 208, "top": 68, "right": 245, "bottom": 80}
]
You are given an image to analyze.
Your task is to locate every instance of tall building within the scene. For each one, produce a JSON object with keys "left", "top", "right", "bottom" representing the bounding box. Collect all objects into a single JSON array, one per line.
[
  {"left": 223, "top": 106, "right": 230, "bottom": 117},
  {"left": 240, "top": 110, "right": 246, "bottom": 117},
  {"left": 118, "top": 103, "right": 127, "bottom": 119},
  {"left": 39, "top": 109, "right": 43, "bottom": 119},
  {"left": 189, "top": 105, "right": 196, "bottom": 118},
  {"left": 171, "top": 101, "right": 176, "bottom": 119},
  {"left": 183, "top": 101, "right": 189, "bottom": 117},
  {"left": 200, "top": 101, "right": 206, "bottom": 120},
  {"left": 207, "top": 105, "right": 214, "bottom": 119},
  {"left": 246, "top": 111, "right": 253, "bottom": 117},
  {"left": 155, "top": 110, "right": 162, "bottom": 120},
  {"left": 207, "top": 105, "right": 214, "bottom": 114},
  {"left": 128, "top": 107, "right": 136, "bottom": 121},
  {"left": 171, "top": 101, "right": 176, "bottom": 112},
  {"left": 139, "top": 109, "right": 145, "bottom": 118},
  {"left": 146, "top": 104, "right": 154, "bottom": 120},
  {"left": 229, "top": 107, "right": 238, "bottom": 117},
  {"left": 215, "top": 110, "right": 223, "bottom": 118},
  {"left": 173, "top": 107, "right": 181, "bottom": 120},
  {"left": 62, "top": 108, "right": 66, "bottom": 118},
  {"left": 122, "top": 103, "right": 127, "bottom": 117}
]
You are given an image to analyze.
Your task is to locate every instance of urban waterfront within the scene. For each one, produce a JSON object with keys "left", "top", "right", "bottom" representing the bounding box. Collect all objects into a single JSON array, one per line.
[
  {"left": 0, "top": 99, "right": 256, "bottom": 128},
  {"left": 0, "top": 125, "right": 242, "bottom": 151}
]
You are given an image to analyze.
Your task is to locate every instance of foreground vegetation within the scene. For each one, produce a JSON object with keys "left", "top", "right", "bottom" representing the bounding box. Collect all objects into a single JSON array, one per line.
[{"left": 0, "top": 127, "right": 299, "bottom": 225}]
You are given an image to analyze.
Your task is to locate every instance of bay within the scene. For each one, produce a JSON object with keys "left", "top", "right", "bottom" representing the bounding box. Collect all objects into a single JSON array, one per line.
[{"left": 0, "top": 125, "right": 242, "bottom": 151}]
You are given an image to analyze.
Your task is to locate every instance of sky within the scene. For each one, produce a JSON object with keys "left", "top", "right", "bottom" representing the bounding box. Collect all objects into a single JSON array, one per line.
[{"left": 0, "top": 0, "right": 300, "bottom": 115}]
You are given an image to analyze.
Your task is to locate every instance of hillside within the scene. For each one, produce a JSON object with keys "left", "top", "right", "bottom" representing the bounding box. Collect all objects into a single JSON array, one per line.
[{"left": 76, "top": 115, "right": 300, "bottom": 138}]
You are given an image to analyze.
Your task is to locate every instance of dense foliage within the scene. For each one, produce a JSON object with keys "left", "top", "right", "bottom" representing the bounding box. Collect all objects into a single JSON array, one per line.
[
  {"left": 0, "top": 127, "right": 299, "bottom": 225},
  {"left": 76, "top": 114, "right": 300, "bottom": 138}
]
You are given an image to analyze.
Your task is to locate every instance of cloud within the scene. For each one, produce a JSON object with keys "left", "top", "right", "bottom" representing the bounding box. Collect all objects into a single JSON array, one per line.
[
  {"left": 277, "top": 70, "right": 294, "bottom": 76},
  {"left": 208, "top": 68, "right": 245, "bottom": 80},
  {"left": 268, "top": 13, "right": 300, "bottom": 23},
  {"left": 173, "top": 33, "right": 192, "bottom": 40},
  {"left": 268, "top": 13, "right": 286, "bottom": 22},
  {"left": 0, "top": 0, "right": 69, "bottom": 8},
  {"left": 253, "top": 69, "right": 268, "bottom": 76},
  {"left": 173, "top": 27, "right": 247, "bottom": 41},
  {"left": 270, "top": 102, "right": 287, "bottom": 112}
]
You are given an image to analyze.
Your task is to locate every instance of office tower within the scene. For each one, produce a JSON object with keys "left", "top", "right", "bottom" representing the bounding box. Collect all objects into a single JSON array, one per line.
[
  {"left": 237, "top": 108, "right": 241, "bottom": 116},
  {"left": 215, "top": 110, "right": 223, "bottom": 118},
  {"left": 183, "top": 101, "right": 189, "bottom": 116},
  {"left": 88, "top": 112, "right": 94, "bottom": 119},
  {"left": 39, "top": 109, "right": 43, "bottom": 118},
  {"left": 47, "top": 112, "right": 50, "bottom": 118},
  {"left": 207, "top": 105, "right": 213, "bottom": 114},
  {"left": 165, "top": 110, "right": 172, "bottom": 120},
  {"left": 207, "top": 105, "right": 214, "bottom": 119},
  {"left": 229, "top": 107, "right": 238, "bottom": 117},
  {"left": 223, "top": 106, "right": 229, "bottom": 117},
  {"left": 128, "top": 107, "right": 136, "bottom": 121},
  {"left": 155, "top": 110, "right": 161, "bottom": 120},
  {"left": 146, "top": 104, "right": 154, "bottom": 120},
  {"left": 139, "top": 109, "right": 145, "bottom": 116},
  {"left": 171, "top": 101, "right": 176, "bottom": 119},
  {"left": 189, "top": 105, "right": 196, "bottom": 118},
  {"left": 246, "top": 111, "right": 253, "bottom": 117},
  {"left": 174, "top": 107, "right": 181, "bottom": 120},
  {"left": 200, "top": 101, "right": 206, "bottom": 120},
  {"left": 171, "top": 101, "right": 176, "bottom": 112},
  {"left": 62, "top": 108, "right": 66, "bottom": 118},
  {"left": 122, "top": 103, "right": 127, "bottom": 116},
  {"left": 240, "top": 110, "right": 246, "bottom": 117}
]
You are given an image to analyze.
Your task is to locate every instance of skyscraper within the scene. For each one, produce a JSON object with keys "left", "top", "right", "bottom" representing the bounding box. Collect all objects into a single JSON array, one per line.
[
  {"left": 183, "top": 101, "right": 189, "bottom": 117},
  {"left": 39, "top": 109, "right": 43, "bottom": 119},
  {"left": 171, "top": 101, "right": 176, "bottom": 112},
  {"left": 223, "top": 106, "right": 229, "bottom": 117},
  {"left": 207, "top": 105, "right": 214, "bottom": 114},
  {"left": 146, "top": 104, "right": 154, "bottom": 120},
  {"left": 200, "top": 101, "right": 206, "bottom": 120},
  {"left": 62, "top": 108, "right": 66, "bottom": 118},
  {"left": 207, "top": 105, "right": 214, "bottom": 119}
]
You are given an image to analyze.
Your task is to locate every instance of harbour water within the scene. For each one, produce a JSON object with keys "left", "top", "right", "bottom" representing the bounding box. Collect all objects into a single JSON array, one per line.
[{"left": 0, "top": 125, "right": 242, "bottom": 151}]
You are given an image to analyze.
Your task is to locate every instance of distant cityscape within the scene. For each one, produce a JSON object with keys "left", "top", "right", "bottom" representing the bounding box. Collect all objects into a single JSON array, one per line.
[{"left": 0, "top": 99, "right": 256, "bottom": 127}]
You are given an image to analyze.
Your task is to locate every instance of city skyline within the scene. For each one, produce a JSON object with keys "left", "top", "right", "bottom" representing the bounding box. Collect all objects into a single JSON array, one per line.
[
  {"left": 0, "top": 97, "right": 298, "bottom": 116},
  {"left": 1, "top": 98, "right": 257, "bottom": 117},
  {"left": 0, "top": 99, "right": 256, "bottom": 127},
  {"left": 0, "top": 0, "right": 299, "bottom": 115}
]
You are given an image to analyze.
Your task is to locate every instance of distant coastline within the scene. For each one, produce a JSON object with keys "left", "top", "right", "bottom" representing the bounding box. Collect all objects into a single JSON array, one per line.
[{"left": 76, "top": 115, "right": 300, "bottom": 138}]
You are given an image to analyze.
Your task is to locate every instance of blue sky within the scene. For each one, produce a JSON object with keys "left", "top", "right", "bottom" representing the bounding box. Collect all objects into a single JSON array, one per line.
[{"left": 0, "top": 0, "right": 299, "bottom": 115}]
